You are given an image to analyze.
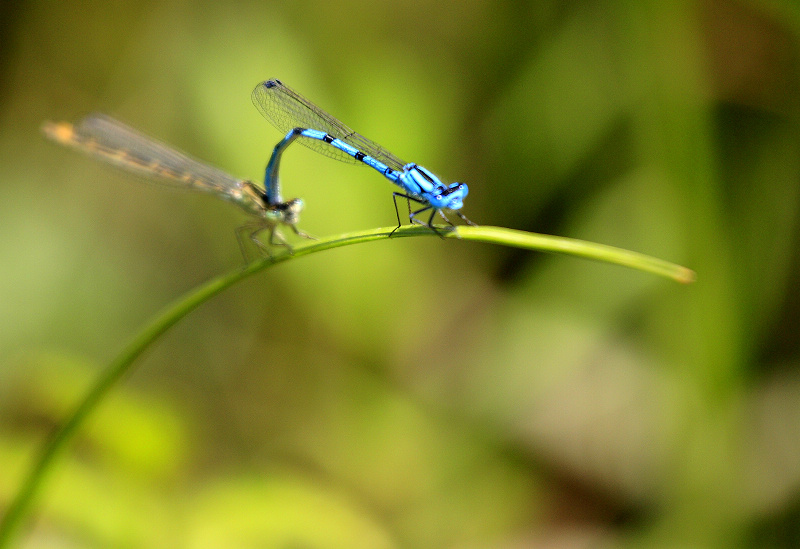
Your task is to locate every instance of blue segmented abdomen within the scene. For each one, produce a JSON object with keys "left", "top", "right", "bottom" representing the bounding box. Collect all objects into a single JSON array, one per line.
[{"left": 299, "top": 128, "right": 397, "bottom": 176}]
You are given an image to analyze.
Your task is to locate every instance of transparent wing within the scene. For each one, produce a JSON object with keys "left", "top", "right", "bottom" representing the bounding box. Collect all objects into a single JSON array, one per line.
[
  {"left": 43, "top": 114, "right": 247, "bottom": 198},
  {"left": 252, "top": 79, "right": 407, "bottom": 171}
]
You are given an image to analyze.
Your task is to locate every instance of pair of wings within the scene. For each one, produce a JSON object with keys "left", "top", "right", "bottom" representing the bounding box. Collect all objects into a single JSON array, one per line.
[{"left": 43, "top": 78, "right": 412, "bottom": 195}]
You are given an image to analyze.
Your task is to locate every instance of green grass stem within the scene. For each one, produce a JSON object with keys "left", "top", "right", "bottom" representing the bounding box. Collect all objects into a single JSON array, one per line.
[{"left": 0, "top": 224, "right": 693, "bottom": 547}]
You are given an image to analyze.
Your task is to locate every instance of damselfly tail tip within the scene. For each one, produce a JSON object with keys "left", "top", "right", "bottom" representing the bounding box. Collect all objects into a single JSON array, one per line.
[{"left": 41, "top": 120, "right": 75, "bottom": 144}]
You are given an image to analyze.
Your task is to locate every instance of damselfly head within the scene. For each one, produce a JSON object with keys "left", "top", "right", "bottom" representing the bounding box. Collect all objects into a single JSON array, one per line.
[
  {"left": 429, "top": 182, "right": 469, "bottom": 211},
  {"left": 278, "top": 198, "right": 304, "bottom": 225}
]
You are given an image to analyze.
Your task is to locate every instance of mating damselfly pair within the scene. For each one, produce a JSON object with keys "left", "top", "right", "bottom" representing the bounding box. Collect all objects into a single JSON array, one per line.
[{"left": 43, "top": 79, "right": 475, "bottom": 259}]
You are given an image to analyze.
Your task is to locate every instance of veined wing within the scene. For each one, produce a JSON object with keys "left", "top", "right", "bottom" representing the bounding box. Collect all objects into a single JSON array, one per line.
[
  {"left": 252, "top": 79, "right": 407, "bottom": 172},
  {"left": 43, "top": 114, "right": 247, "bottom": 198}
]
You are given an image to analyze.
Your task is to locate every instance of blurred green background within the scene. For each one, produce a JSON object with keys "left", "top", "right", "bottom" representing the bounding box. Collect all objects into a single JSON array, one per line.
[{"left": 2, "top": 0, "right": 800, "bottom": 547}]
